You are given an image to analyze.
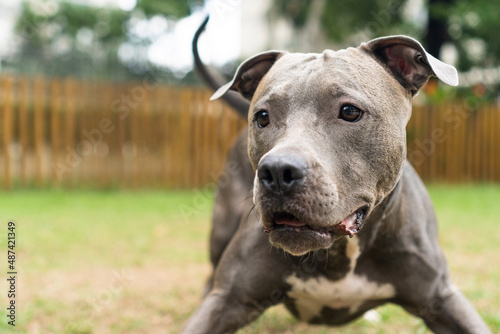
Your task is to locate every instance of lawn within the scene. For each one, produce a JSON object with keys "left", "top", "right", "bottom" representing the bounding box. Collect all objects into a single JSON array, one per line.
[{"left": 0, "top": 185, "right": 499, "bottom": 333}]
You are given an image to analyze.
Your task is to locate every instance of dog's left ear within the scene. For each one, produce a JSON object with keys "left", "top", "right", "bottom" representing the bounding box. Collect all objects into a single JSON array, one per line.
[
  {"left": 363, "top": 35, "right": 458, "bottom": 95},
  {"left": 210, "top": 50, "right": 285, "bottom": 101}
]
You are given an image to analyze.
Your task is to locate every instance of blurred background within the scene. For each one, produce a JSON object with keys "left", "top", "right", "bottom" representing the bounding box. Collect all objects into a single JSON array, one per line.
[
  {"left": 0, "top": 0, "right": 499, "bottom": 333},
  {"left": 0, "top": 0, "right": 499, "bottom": 188}
]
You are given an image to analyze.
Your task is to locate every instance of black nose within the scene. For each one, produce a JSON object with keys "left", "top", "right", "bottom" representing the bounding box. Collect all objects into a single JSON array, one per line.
[{"left": 257, "top": 154, "right": 308, "bottom": 193}]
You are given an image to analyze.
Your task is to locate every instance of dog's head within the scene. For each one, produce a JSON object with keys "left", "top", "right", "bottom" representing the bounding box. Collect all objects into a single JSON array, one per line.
[{"left": 212, "top": 36, "right": 458, "bottom": 256}]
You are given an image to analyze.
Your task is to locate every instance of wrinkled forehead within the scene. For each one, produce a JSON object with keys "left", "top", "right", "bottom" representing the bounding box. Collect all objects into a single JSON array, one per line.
[{"left": 253, "top": 48, "right": 409, "bottom": 111}]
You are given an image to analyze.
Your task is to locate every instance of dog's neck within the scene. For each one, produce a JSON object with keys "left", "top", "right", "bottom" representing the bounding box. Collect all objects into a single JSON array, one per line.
[
  {"left": 379, "top": 174, "right": 404, "bottom": 221},
  {"left": 352, "top": 168, "right": 406, "bottom": 251}
]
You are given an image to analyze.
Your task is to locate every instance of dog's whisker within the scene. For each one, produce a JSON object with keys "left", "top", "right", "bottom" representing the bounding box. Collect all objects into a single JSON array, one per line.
[
  {"left": 242, "top": 203, "right": 258, "bottom": 229},
  {"left": 238, "top": 191, "right": 254, "bottom": 206}
]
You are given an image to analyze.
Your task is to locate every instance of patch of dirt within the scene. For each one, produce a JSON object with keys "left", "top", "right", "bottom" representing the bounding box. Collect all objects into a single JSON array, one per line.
[{"left": 18, "top": 263, "right": 211, "bottom": 333}]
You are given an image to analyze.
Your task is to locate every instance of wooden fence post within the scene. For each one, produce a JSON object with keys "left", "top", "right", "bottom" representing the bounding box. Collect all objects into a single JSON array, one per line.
[
  {"left": 180, "top": 88, "right": 192, "bottom": 188},
  {"left": 64, "top": 79, "right": 76, "bottom": 187},
  {"left": 3, "top": 77, "right": 12, "bottom": 189},
  {"left": 34, "top": 77, "right": 44, "bottom": 187},
  {"left": 50, "top": 79, "right": 60, "bottom": 184},
  {"left": 19, "top": 78, "right": 29, "bottom": 186}
]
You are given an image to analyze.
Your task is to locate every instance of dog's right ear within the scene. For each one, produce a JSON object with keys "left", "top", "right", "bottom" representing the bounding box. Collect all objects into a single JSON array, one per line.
[{"left": 210, "top": 51, "right": 284, "bottom": 101}]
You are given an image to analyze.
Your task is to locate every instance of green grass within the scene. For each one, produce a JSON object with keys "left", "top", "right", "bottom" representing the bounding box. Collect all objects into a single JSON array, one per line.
[
  {"left": 0, "top": 185, "right": 498, "bottom": 333},
  {"left": 1, "top": 189, "right": 212, "bottom": 269}
]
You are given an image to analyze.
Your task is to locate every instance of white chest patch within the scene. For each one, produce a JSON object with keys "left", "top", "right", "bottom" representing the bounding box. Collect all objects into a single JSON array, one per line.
[{"left": 285, "top": 237, "right": 396, "bottom": 322}]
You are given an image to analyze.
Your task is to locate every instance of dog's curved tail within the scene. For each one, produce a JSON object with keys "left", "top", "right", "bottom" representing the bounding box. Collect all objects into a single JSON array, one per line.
[{"left": 192, "top": 15, "right": 249, "bottom": 119}]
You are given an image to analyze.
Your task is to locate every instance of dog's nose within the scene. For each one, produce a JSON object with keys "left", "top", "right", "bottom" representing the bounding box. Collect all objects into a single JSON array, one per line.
[{"left": 257, "top": 154, "right": 308, "bottom": 192}]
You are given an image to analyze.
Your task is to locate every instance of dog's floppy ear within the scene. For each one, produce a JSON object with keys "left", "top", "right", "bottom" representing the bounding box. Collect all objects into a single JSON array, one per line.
[
  {"left": 363, "top": 35, "right": 458, "bottom": 95},
  {"left": 210, "top": 51, "right": 284, "bottom": 101}
]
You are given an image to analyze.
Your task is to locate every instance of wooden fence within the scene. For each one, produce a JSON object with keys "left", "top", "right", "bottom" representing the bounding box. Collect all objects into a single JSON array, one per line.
[
  {"left": 408, "top": 102, "right": 500, "bottom": 183},
  {"left": 0, "top": 76, "right": 246, "bottom": 189},
  {"left": 0, "top": 75, "right": 499, "bottom": 189}
]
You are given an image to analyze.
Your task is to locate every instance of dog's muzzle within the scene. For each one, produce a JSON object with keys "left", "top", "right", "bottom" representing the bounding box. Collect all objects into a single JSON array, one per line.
[{"left": 255, "top": 154, "right": 369, "bottom": 256}]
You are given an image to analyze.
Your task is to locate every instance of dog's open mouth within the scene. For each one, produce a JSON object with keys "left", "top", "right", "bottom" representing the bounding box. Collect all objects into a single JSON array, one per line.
[
  {"left": 263, "top": 207, "right": 368, "bottom": 255},
  {"left": 266, "top": 207, "right": 367, "bottom": 237}
]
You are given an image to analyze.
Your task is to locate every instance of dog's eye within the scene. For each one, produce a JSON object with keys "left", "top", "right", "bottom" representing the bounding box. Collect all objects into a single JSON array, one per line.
[
  {"left": 339, "top": 105, "right": 363, "bottom": 122},
  {"left": 255, "top": 110, "right": 270, "bottom": 128}
]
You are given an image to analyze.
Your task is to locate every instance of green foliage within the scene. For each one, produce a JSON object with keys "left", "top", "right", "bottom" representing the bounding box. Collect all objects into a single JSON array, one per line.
[
  {"left": 9, "top": 0, "right": 203, "bottom": 81},
  {"left": 271, "top": 0, "right": 500, "bottom": 72},
  {"left": 321, "top": 0, "right": 406, "bottom": 42},
  {"left": 446, "top": 0, "right": 500, "bottom": 70},
  {"left": 271, "top": 0, "right": 410, "bottom": 42},
  {"left": 272, "top": 0, "right": 313, "bottom": 27},
  {"left": 137, "top": 0, "right": 202, "bottom": 18},
  {"left": 13, "top": 2, "right": 125, "bottom": 79},
  {"left": 14, "top": 2, "right": 126, "bottom": 47}
]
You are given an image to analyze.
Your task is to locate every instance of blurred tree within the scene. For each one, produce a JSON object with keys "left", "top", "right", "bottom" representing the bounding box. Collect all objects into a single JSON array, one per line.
[
  {"left": 271, "top": 0, "right": 411, "bottom": 44},
  {"left": 445, "top": 0, "right": 500, "bottom": 70},
  {"left": 13, "top": 2, "right": 126, "bottom": 78},
  {"left": 138, "top": 0, "right": 198, "bottom": 17},
  {"left": 271, "top": 0, "right": 500, "bottom": 72},
  {"left": 425, "top": 0, "right": 453, "bottom": 58},
  {"left": 10, "top": 0, "right": 202, "bottom": 81},
  {"left": 320, "top": 0, "right": 409, "bottom": 43}
]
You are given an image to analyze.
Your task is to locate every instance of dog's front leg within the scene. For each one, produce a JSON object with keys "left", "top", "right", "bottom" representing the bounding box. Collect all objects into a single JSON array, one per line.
[
  {"left": 404, "top": 282, "right": 491, "bottom": 334},
  {"left": 181, "top": 290, "right": 266, "bottom": 333},
  {"left": 424, "top": 291, "right": 490, "bottom": 334},
  {"left": 182, "top": 222, "right": 290, "bottom": 333}
]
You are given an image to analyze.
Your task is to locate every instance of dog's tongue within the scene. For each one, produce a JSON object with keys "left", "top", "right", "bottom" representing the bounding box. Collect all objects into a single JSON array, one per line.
[
  {"left": 274, "top": 213, "right": 305, "bottom": 227},
  {"left": 339, "top": 212, "right": 358, "bottom": 237}
]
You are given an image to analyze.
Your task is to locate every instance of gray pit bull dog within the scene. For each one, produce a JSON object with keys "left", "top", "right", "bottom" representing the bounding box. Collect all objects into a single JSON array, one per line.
[{"left": 183, "top": 18, "right": 491, "bottom": 333}]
